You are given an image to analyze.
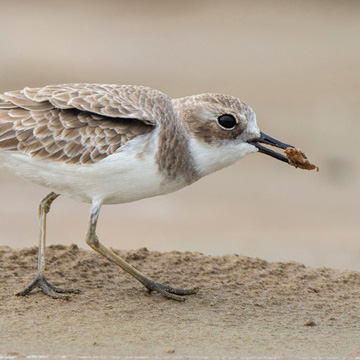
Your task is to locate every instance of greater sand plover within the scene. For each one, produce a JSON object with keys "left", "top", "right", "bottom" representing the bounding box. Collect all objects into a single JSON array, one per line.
[{"left": 0, "top": 84, "right": 304, "bottom": 301}]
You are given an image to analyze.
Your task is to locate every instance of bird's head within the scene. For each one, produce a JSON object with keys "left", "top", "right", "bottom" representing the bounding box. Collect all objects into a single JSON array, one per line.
[{"left": 173, "top": 93, "right": 293, "bottom": 177}]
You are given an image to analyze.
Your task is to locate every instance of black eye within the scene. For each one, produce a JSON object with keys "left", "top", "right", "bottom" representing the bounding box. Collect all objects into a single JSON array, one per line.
[{"left": 217, "top": 114, "right": 237, "bottom": 130}]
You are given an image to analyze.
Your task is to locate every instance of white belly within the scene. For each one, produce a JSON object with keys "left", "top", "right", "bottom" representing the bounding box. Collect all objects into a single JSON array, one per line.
[{"left": 0, "top": 134, "right": 186, "bottom": 205}]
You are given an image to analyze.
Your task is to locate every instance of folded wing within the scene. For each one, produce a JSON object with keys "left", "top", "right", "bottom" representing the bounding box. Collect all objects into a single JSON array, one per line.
[{"left": 0, "top": 84, "right": 172, "bottom": 164}]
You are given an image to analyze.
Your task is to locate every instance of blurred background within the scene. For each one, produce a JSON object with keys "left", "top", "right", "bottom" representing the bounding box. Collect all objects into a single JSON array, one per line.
[{"left": 0, "top": 0, "right": 359, "bottom": 270}]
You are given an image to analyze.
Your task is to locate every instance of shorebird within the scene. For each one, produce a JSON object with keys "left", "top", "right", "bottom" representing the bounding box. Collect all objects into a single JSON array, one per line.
[{"left": 0, "top": 83, "right": 296, "bottom": 301}]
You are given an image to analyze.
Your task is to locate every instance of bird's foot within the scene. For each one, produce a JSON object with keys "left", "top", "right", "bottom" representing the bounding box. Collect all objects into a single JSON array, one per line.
[
  {"left": 144, "top": 279, "right": 198, "bottom": 302},
  {"left": 16, "top": 274, "right": 81, "bottom": 300}
]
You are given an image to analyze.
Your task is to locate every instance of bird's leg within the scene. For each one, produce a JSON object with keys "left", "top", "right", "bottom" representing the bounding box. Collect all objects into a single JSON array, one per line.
[
  {"left": 85, "top": 204, "right": 198, "bottom": 301},
  {"left": 16, "top": 192, "right": 80, "bottom": 300}
]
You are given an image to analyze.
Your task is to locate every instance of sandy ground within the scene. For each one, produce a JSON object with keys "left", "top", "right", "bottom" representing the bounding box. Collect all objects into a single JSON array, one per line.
[
  {"left": 1, "top": 245, "right": 360, "bottom": 359},
  {"left": 0, "top": 0, "right": 359, "bottom": 271}
]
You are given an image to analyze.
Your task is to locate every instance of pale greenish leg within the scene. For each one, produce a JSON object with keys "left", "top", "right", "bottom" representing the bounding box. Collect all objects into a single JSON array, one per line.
[
  {"left": 16, "top": 192, "right": 80, "bottom": 300},
  {"left": 86, "top": 204, "right": 198, "bottom": 301}
]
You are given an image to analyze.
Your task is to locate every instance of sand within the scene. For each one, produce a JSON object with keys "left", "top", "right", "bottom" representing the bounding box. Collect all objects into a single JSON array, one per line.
[{"left": 1, "top": 245, "right": 360, "bottom": 359}]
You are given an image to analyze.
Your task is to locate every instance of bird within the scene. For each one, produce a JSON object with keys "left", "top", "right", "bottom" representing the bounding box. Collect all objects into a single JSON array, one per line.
[{"left": 0, "top": 83, "right": 295, "bottom": 301}]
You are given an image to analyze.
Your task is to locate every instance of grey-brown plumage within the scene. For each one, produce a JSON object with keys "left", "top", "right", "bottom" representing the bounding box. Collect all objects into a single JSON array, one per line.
[
  {"left": 174, "top": 93, "right": 251, "bottom": 145},
  {"left": 0, "top": 84, "right": 168, "bottom": 164}
]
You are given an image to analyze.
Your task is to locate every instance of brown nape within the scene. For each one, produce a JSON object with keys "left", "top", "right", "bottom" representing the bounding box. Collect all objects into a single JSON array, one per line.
[
  {"left": 177, "top": 94, "right": 251, "bottom": 145},
  {"left": 155, "top": 116, "right": 199, "bottom": 185}
]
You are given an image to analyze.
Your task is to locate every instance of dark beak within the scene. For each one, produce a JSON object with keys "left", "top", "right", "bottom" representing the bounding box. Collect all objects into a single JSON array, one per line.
[{"left": 248, "top": 131, "right": 295, "bottom": 163}]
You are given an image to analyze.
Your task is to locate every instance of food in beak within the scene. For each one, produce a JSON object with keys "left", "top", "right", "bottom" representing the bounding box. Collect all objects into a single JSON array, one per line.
[
  {"left": 284, "top": 148, "right": 319, "bottom": 171},
  {"left": 249, "top": 132, "right": 319, "bottom": 171}
]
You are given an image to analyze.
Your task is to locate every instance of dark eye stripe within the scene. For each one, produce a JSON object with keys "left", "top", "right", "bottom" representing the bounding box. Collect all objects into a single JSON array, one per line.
[{"left": 217, "top": 114, "right": 237, "bottom": 130}]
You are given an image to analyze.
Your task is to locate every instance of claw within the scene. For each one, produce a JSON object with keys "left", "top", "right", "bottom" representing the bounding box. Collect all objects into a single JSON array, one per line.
[
  {"left": 16, "top": 274, "right": 80, "bottom": 300},
  {"left": 144, "top": 280, "right": 199, "bottom": 301}
]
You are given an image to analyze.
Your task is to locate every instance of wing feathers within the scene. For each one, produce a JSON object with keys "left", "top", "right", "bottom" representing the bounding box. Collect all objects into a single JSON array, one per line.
[
  {"left": 0, "top": 122, "right": 13, "bottom": 135},
  {"left": 22, "top": 83, "right": 171, "bottom": 125},
  {"left": 0, "top": 84, "right": 170, "bottom": 165}
]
